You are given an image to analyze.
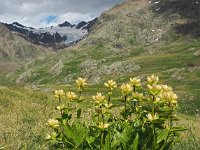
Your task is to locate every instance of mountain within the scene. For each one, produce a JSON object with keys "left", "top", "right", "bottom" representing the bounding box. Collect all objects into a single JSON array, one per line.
[
  {"left": 0, "top": 23, "right": 49, "bottom": 80},
  {"left": 77, "top": 0, "right": 200, "bottom": 49},
  {"left": 3, "top": 19, "right": 97, "bottom": 49},
  {"left": 3, "top": 0, "right": 200, "bottom": 112}
]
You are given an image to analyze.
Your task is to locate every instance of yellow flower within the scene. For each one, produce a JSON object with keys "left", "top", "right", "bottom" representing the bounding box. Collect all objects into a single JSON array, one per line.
[
  {"left": 130, "top": 77, "right": 141, "bottom": 87},
  {"left": 98, "top": 122, "right": 109, "bottom": 129},
  {"left": 160, "top": 91, "right": 178, "bottom": 102},
  {"left": 45, "top": 134, "right": 51, "bottom": 140},
  {"left": 47, "top": 118, "right": 59, "bottom": 129},
  {"left": 161, "top": 85, "right": 173, "bottom": 92},
  {"left": 54, "top": 89, "right": 64, "bottom": 98},
  {"left": 155, "top": 97, "right": 161, "bottom": 103},
  {"left": 66, "top": 92, "right": 77, "bottom": 101},
  {"left": 147, "top": 84, "right": 162, "bottom": 95},
  {"left": 146, "top": 113, "right": 159, "bottom": 121},
  {"left": 92, "top": 92, "right": 105, "bottom": 104},
  {"left": 76, "top": 77, "right": 87, "bottom": 89},
  {"left": 56, "top": 104, "right": 66, "bottom": 111},
  {"left": 147, "top": 75, "right": 159, "bottom": 85},
  {"left": 120, "top": 84, "right": 133, "bottom": 95},
  {"left": 104, "top": 80, "right": 117, "bottom": 90},
  {"left": 132, "top": 92, "right": 144, "bottom": 100}
]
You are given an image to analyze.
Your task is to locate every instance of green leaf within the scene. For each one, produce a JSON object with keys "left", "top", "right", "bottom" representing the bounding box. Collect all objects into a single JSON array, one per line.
[
  {"left": 157, "top": 129, "right": 169, "bottom": 144},
  {"left": 105, "top": 131, "right": 111, "bottom": 150},
  {"left": 62, "top": 113, "right": 72, "bottom": 120},
  {"left": 64, "top": 123, "right": 88, "bottom": 147},
  {"left": 170, "top": 127, "right": 187, "bottom": 132},
  {"left": 130, "top": 133, "right": 139, "bottom": 150}
]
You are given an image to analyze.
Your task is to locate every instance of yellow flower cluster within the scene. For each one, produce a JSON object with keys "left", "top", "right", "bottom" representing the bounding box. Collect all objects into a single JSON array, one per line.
[
  {"left": 161, "top": 85, "right": 173, "bottom": 92},
  {"left": 104, "top": 80, "right": 117, "bottom": 90},
  {"left": 146, "top": 113, "right": 159, "bottom": 121},
  {"left": 56, "top": 104, "right": 66, "bottom": 111},
  {"left": 132, "top": 92, "right": 144, "bottom": 100},
  {"left": 130, "top": 77, "right": 141, "bottom": 87},
  {"left": 54, "top": 89, "right": 64, "bottom": 98},
  {"left": 98, "top": 122, "right": 109, "bottom": 129},
  {"left": 120, "top": 84, "right": 133, "bottom": 95},
  {"left": 147, "top": 75, "right": 159, "bottom": 85},
  {"left": 47, "top": 118, "right": 59, "bottom": 129},
  {"left": 66, "top": 92, "right": 77, "bottom": 101},
  {"left": 92, "top": 92, "right": 106, "bottom": 105},
  {"left": 76, "top": 77, "right": 87, "bottom": 90},
  {"left": 160, "top": 91, "right": 178, "bottom": 105},
  {"left": 146, "top": 75, "right": 178, "bottom": 106},
  {"left": 147, "top": 84, "right": 162, "bottom": 95}
]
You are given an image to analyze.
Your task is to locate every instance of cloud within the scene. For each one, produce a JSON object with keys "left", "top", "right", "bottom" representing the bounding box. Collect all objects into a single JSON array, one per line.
[{"left": 0, "top": 0, "right": 126, "bottom": 28}]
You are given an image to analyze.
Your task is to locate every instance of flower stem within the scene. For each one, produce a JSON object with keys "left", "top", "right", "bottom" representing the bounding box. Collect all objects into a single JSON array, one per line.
[
  {"left": 108, "top": 95, "right": 111, "bottom": 104},
  {"left": 100, "top": 131, "right": 103, "bottom": 150},
  {"left": 152, "top": 94, "right": 156, "bottom": 150},
  {"left": 124, "top": 95, "right": 127, "bottom": 111}
]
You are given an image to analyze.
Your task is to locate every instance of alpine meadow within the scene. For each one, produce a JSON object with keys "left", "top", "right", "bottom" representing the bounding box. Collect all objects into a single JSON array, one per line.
[{"left": 0, "top": 0, "right": 200, "bottom": 149}]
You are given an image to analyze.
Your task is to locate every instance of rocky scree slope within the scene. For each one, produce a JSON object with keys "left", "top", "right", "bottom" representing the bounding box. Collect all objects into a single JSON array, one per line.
[{"left": 77, "top": 0, "right": 200, "bottom": 49}]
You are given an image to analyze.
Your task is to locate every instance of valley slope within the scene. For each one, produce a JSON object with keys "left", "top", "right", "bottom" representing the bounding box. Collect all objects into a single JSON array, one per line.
[{"left": 0, "top": 23, "right": 50, "bottom": 83}]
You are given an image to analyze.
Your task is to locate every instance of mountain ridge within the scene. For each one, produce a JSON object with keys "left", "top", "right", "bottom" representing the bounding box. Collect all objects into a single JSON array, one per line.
[
  {"left": 0, "top": 23, "right": 50, "bottom": 76},
  {"left": 2, "top": 19, "right": 97, "bottom": 49}
]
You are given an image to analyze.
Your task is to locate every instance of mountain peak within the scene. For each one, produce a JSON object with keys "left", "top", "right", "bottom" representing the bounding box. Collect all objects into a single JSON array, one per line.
[
  {"left": 12, "top": 22, "right": 26, "bottom": 28},
  {"left": 58, "top": 21, "right": 73, "bottom": 27},
  {"left": 76, "top": 21, "right": 87, "bottom": 29}
]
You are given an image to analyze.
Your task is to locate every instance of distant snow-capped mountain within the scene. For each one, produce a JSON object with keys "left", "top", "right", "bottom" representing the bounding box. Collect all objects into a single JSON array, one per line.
[{"left": 3, "top": 19, "right": 96, "bottom": 49}]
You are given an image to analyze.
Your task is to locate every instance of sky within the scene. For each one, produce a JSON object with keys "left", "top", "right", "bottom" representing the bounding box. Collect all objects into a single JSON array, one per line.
[{"left": 0, "top": 0, "right": 125, "bottom": 28}]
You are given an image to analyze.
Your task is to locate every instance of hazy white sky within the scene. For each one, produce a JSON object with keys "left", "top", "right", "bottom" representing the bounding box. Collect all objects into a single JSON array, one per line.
[{"left": 0, "top": 0, "right": 125, "bottom": 28}]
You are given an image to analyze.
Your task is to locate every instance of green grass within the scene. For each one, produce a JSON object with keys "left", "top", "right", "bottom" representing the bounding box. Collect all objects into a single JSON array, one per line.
[
  {"left": 0, "top": 87, "right": 55, "bottom": 149},
  {"left": 0, "top": 84, "right": 200, "bottom": 149}
]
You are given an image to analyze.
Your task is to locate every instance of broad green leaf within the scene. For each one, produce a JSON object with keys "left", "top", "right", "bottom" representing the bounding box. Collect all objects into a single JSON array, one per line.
[
  {"left": 157, "top": 129, "right": 169, "bottom": 144},
  {"left": 64, "top": 123, "right": 88, "bottom": 146},
  {"left": 130, "top": 133, "right": 139, "bottom": 150}
]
